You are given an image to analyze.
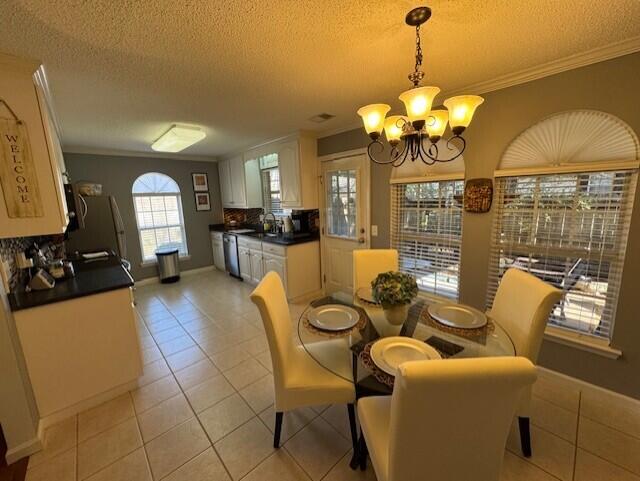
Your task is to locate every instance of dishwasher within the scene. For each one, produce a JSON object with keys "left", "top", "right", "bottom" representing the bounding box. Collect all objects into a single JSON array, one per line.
[{"left": 223, "top": 233, "right": 241, "bottom": 279}]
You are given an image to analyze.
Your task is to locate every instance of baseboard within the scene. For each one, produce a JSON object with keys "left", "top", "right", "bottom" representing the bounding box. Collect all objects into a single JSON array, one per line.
[
  {"left": 5, "top": 435, "right": 41, "bottom": 465},
  {"left": 37, "top": 379, "right": 138, "bottom": 432},
  {"left": 289, "top": 289, "right": 324, "bottom": 304},
  {"left": 537, "top": 366, "right": 640, "bottom": 406},
  {"left": 134, "top": 265, "right": 216, "bottom": 287}
]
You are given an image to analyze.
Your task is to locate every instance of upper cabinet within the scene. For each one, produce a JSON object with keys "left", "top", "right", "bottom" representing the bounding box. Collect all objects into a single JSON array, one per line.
[
  {"left": 219, "top": 132, "right": 317, "bottom": 212},
  {"left": 217, "top": 155, "right": 262, "bottom": 209},
  {"left": 0, "top": 54, "right": 69, "bottom": 239}
]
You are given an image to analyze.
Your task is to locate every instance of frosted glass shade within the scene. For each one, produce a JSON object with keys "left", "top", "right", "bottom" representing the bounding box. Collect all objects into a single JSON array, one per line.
[
  {"left": 151, "top": 125, "right": 206, "bottom": 152},
  {"left": 384, "top": 115, "right": 408, "bottom": 143},
  {"left": 399, "top": 86, "right": 440, "bottom": 123},
  {"left": 443, "top": 95, "right": 484, "bottom": 132},
  {"left": 425, "top": 110, "right": 449, "bottom": 139},
  {"left": 357, "top": 104, "right": 391, "bottom": 135}
]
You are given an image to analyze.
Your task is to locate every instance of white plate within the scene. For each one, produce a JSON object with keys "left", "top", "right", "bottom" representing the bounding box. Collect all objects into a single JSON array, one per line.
[
  {"left": 307, "top": 304, "right": 360, "bottom": 331},
  {"left": 370, "top": 337, "right": 441, "bottom": 376},
  {"left": 427, "top": 303, "right": 487, "bottom": 329},
  {"left": 356, "top": 287, "right": 379, "bottom": 305}
]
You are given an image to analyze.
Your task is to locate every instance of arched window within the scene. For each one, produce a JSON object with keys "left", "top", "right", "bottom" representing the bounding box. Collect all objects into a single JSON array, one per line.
[
  {"left": 487, "top": 110, "right": 639, "bottom": 341},
  {"left": 132, "top": 172, "right": 188, "bottom": 261}
]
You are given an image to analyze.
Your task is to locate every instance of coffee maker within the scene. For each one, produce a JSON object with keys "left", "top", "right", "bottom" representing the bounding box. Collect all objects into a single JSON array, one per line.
[{"left": 291, "top": 210, "right": 319, "bottom": 234}]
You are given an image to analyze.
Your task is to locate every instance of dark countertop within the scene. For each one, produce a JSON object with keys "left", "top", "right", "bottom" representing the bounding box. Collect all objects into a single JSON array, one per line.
[
  {"left": 8, "top": 255, "right": 134, "bottom": 312},
  {"left": 209, "top": 224, "right": 320, "bottom": 246}
]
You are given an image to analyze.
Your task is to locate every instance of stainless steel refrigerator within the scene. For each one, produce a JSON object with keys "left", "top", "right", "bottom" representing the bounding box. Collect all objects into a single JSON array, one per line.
[{"left": 65, "top": 195, "right": 127, "bottom": 259}]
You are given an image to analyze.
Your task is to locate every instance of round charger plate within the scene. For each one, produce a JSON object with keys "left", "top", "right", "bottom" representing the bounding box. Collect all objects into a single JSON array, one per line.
[
  {"left": 370, "top": 337, "right": 442, "bottom": 376},
  {"left": 427, "top": 302, "right": 487, "bottom": 329},
  {"left": 356, "top": 287, "right": 379, "bottom": 305},
  {"left": 307, "top": 304, "right": 360, "bottom": 331}
]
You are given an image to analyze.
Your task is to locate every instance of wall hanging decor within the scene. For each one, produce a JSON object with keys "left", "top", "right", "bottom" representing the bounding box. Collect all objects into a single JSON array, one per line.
[
  {"left": 191, "top": 172, "right": 208, "bottom": 192},
  {"left": 0, "top": 99, "right": 44, "bottom": 218},
  {"left": 464, "top": 178, "right": 493, "bottom": 213},
  {"left": 195, "top": 192, "right": 211, "bottom": 211}
]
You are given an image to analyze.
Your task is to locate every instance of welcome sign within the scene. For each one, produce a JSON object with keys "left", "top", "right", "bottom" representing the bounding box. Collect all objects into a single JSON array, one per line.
[{"left": 0, "top": 99, "right": 43, "bottom": 218}]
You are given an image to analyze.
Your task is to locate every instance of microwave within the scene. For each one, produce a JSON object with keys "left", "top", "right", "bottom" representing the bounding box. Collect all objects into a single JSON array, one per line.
[{"left": 64, "top": 184, "right": 86, "bottom": 232}]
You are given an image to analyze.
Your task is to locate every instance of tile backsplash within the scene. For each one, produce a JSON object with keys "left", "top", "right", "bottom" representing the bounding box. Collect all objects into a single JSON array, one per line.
[
  {"left": 223, "top": 208, "right": 263, "bottom": 225},
  {"left": 0, "top": 237, "right": 35, "bottom": 291}
]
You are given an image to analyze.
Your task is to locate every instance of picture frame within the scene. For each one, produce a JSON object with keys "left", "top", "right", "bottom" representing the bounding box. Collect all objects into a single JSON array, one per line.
[
  {"left": 191, "top": 172, "right": 209, "bottom": 192},
  {"left": 195, "top": 192, "right": 211, "bottom": 211},
  {"left": 464, "top": 178, "right": 493, "bottom": 213}
]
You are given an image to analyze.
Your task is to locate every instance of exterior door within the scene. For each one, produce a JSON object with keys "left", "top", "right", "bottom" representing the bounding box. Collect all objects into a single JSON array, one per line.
[{"left": 321, "top": 153, "right": 370, "bottom": 295}]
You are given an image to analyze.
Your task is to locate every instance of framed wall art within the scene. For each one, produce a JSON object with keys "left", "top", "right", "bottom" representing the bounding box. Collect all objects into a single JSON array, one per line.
[
  {"left": 464, "top": 178, "right": 493, "bottom": 213},
  {"left": 191, "top": 172, "right": 209, "bottom": 192},
  {"left": 195, "top": 192, "right": 211, "bottom": 211}
]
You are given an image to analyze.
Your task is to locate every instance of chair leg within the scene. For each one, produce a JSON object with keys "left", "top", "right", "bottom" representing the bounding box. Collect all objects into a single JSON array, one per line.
[
  {"left": 274, "top": 412, "right": 284, "bottom": 448},
  {"left": 347, "top": 404, "right": 358, "bottom": 452},
  {"left": 358, "top": 430, "right": 368, "bottom": 471},
  {"left": 518, "top": 416, "right": 532, "bottom": 457}
]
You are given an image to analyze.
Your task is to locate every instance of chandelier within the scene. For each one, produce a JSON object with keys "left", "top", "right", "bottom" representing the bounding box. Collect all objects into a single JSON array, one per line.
[{"left": 357, "top": 6, "right": 484, "bottom": 167}]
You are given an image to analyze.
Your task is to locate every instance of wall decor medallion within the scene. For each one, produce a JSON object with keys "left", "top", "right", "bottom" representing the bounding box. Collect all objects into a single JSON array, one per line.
[
  {"left": 195, "top": 192, "right": 211, "bottom": 211},
  {"left": 191, "top": 172, "right": 209, "bottom": 192},
  {"left": 0, "top": 99, "right": 44, "bottom": 218},
  {"left": 464, "top": 178, "right": 493, "bottom": 213}
]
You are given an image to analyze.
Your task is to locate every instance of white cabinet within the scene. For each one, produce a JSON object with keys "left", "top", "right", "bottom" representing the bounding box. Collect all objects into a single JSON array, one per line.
[
  {"left": 238, "top": 245, "right": 252, "bottom": 281},
  {"left": 217, "top": 156, "right": 262, "bottom": 208},
  {"left": 0, "top": 55, "right": 69, "bottom": 238},
  {"left": 235, "top": 234, "right": 321, "bottom": 301},
  {"left": 210, "top": 232, "right": 225, "bottom": 271},
  {"left": 249, "top": 249, "right": 264, "bottom": 284},
  {"left": 263, "top": 252, "right": 286, "bottom": 289},
  {"left": 217, "top": 159, "right": 233, "bottom": 206},
  {"left": 278, "top": 140, "right": 302, "bottom": 208},
  {"left": 271, "top": 134, "right": 318, "bottom": 209}
]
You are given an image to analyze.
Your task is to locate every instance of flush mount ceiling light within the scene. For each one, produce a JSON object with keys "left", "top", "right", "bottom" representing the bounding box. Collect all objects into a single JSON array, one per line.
[
  {"left": 151, "top": 125, "right": 206, "bottom": 153},
  {"left": 358, "top": 6, "right": 484, "bottom": 167}
]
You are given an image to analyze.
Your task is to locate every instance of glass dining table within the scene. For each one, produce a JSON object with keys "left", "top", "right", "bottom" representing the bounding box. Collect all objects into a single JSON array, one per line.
[{"left": 297, "top": 292, "right": 516, "bottom": 396}]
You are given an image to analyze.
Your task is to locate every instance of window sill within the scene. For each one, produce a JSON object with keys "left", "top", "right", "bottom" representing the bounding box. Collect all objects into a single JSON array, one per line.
[
  {"left": 140, "top": 254, "right": 191, "bottom": 268},
  {"left": 544, "top": 326, "right": 622, "bottom": 359}
]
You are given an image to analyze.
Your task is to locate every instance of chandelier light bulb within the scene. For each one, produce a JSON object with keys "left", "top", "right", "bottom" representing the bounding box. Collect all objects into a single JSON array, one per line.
[
  {"left": 425, "top": 110, "right": 449, "bottom": 141},
  {"left": 357, "top": 103, "right": 391, "bottom": 137},
  {"left": 384, "top": 115, "right": 407, "bottom": 144},
  {"left": 443, "top": 95, "right": 485, "bottom": 134},
  {"left": 398, "top": 86, "right": 440, "bottom": 124}
]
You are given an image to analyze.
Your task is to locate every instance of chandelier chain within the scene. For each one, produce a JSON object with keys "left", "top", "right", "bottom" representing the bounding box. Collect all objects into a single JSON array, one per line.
[{"left": 408, "top": 25, "right": 425, "bottom": 86}]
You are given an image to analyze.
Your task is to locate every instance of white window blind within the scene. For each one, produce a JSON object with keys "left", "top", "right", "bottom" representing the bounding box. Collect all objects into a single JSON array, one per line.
[
  {"left": 487, "top": 170, "right": 638, "bottom": 340},
  {"left": 391, "top": 180, "right": 464, "bottom": 299},
  {"left": 261, "top": 167, "right": 283, "bottom": 214},
  {"left": 132, "top": 173, "right": 188, "bottom": 261}
]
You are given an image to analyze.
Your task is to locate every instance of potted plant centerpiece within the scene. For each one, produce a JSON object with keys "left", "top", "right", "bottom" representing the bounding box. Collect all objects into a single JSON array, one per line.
[{"left": 371, "top": 271, "right": 419, "bottom": 325}]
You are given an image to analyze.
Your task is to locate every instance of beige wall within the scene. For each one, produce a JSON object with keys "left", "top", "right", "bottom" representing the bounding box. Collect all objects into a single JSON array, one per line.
[{"left": 318, "top": 52, "right": 640, "bottom": 399}]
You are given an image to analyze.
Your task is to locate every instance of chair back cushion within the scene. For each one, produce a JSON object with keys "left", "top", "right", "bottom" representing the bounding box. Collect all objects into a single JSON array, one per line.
[
  {"left": 353, "top": 249, "right": 399, "bottom": 294},
  {"left": 490, "top": 268, "right": 563, "bottom": 361},
  {"left": 250, "top": 272, "right": 294, "bottom": 394},
  {"left": 388, "top": 357, "right": 536, "bottom": 481}
]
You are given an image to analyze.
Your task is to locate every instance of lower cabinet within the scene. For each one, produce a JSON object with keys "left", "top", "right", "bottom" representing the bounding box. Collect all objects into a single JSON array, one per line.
[
  {"left": 210, "top": 232, "right": 225, "bottom": 271},
  {"left": 237, "top": 235, "right": 321, "bottom": 300},
  {"left": 238, "top": 246, "right": 252, "bottom": 281}
]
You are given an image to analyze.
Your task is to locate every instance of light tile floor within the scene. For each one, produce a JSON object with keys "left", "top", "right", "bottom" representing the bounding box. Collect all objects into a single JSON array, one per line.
[{"left": 26, "top": 269, "right": 640, "bottom": 481}]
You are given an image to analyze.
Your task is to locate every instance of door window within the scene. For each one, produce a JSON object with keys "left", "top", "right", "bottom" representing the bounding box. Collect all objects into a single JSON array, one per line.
[{"left": 326, "top": 170, "right": 357, "bottom": 238}]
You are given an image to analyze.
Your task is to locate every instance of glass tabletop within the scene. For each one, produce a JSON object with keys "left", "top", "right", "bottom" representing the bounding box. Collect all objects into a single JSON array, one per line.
[{"left": 297, "top": 292, "right": 516, "bottom": 386}]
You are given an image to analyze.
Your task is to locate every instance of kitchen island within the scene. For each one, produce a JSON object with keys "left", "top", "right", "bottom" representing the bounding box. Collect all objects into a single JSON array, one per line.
[{"left": 8, "top": 255, "right": 142, "bottom": 426}]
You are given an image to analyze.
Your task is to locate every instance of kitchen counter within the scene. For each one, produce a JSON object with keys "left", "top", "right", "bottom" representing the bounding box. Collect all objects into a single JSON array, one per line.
[
  {"left": 8, "top": 255, "right": 134, "bottom": 312},
  {"left": 209, "top": 224, "right": 319, "bottom": 246}
]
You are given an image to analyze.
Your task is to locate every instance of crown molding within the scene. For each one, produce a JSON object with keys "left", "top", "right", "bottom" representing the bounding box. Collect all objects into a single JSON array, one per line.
[
  {"left": 318, "top": 35, "right": 640, "bottom": 140},
  {"left": 63, "top": 145, "right": 218, "bottom": 162}
]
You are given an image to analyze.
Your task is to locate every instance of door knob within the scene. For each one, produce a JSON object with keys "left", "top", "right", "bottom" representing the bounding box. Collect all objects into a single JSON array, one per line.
[{"left": 358, "top": 237, "right": 366, "bottom": 244}]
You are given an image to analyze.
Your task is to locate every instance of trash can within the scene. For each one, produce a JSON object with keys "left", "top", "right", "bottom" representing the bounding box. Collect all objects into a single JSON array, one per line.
[{"left": 155, "top": 247, "right": 180, "bottom": 283}]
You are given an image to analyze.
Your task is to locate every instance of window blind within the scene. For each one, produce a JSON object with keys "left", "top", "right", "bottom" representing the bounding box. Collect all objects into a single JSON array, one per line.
[
  {"left": 391, "top": 180, "right": 464, "bottom": 300},
  {"left": 261, "top": 167, "right": 283, "bottom": 214},
  {"left": 134, "top": 194, "right": 187, "bottom": 260},
  {"left": 486, "top": 170, "right": 638, "bottom": 340}
]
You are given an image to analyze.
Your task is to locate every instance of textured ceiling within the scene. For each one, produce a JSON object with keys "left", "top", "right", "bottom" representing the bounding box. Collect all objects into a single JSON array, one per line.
[{"left": 1, "top": 0, "right": 640, "bottom": 158}]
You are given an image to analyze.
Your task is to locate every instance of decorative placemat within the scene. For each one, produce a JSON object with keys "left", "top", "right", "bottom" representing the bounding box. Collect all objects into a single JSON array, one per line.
[
  {"left": 420, "top": 305, "right": 495, "bottom": 338},
  {"left": 355, "top": 288, "right": 380, "bottom": 307},
  {"left": 301, "top": 307, "right": 368, "bottom": 338},
  {"left": 358, "top": 340, "right": 449, "bottom": 388}
]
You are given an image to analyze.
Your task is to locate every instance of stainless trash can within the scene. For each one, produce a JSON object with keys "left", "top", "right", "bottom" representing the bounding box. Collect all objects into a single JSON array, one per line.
[{"left": 156, "top": 247, "right": 180, "bottom": 283}]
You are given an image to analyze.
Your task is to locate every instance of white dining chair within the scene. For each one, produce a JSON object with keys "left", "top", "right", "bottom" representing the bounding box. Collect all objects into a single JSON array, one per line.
[
  {"left": 356, "top": 357, "right": 537, "bottom": 481},
  {"left": 488, "top": 267, "right": 563, "bottom": 457},
  {"left": 353, "top": 249, "right": 399, "bottom": 294},
  {"left": 250, "top": 271, "right": 357, "bottom": 449}
]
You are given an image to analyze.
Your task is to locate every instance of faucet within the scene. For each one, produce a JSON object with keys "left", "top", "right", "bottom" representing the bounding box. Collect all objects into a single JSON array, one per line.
[{"left": 264, "top": 212, "right": 276, "bottom": 233}]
